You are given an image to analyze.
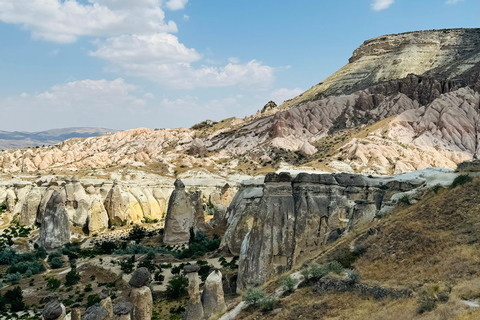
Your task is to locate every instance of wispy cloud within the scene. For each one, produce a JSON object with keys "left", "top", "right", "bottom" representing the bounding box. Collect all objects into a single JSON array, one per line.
[
  {"left": 446, "top": 0, "right": 464, "bottom": 4},
  {"left": 372, "top": 0, "right": 394, "bottom": 11}
]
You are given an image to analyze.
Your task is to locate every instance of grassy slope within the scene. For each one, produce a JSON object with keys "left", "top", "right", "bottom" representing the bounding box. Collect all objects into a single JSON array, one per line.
[{"left": 237, "top": 179, "right": 480, "bottom": 320}]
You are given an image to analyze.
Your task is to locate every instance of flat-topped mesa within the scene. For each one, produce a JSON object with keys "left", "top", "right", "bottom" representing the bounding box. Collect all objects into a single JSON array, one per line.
[
  {"left": 280, "top": 28, "right": 480, "bottom": 109},
  {"left": 235, "top": 171, "right": 431, "bottom": 292}
]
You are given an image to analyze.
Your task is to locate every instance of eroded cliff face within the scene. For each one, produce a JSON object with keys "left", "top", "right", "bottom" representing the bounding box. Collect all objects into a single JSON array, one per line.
[
  {"left": 281, "top": 28, "right": 480, "bottom": 108},
  {"left": 0, "top": 175, "right": 236, "bottom": 236},
  {"left": 234, "top": 170, "right": 444, "bottom": 291}
]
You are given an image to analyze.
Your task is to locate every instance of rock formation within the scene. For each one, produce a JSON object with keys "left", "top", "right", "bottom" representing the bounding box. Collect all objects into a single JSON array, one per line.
[
  {"left": 183, "top": 265, "right": 204, "bottom": 320},
  {"left": 201, "top": 270, "right": 227, "bottom": 319},
  {"left": 235, "top": 171, "right": 434, "bottom": 291},
  {"left": 164, "top": 179, "right": 205, "bottom": 245},
  {"left": 42, "top": 297, "right": 66, "bottom": 320},
  {"left": 82, "top": 303, "right": 111, "bottom": 320},
  {"left": 37, "top": 191, "right": 70, "bottom": 250},
  {"left": 220, "top": 180, "right": 263, "bottom": 256},
  {"left": 129, "top": 268, "right": 153, "bottom": 320},
  {"left": 113, "top": 301, "right": 133, "bottom": 320}
]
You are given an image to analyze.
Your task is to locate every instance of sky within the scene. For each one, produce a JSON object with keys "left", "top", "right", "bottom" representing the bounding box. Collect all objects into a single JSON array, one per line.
[{"left": 0, "top": 0, "right": 478, "bottom": 132}]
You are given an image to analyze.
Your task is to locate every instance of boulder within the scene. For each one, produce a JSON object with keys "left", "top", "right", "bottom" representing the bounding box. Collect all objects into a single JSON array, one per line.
[
  {"left": 86, "top": 196, "right": 109, "bottom": 235},
  {"left": 201, "top": 270, "right": 227, "bottom": 319},
  {"left": 104, "top": 183, "right": 132, "bottom": 226},
  {"left": 19, "top": 187, "right": 43, "bottom": 226},
  {"left": 129, "top": 268, "right": 151, "bottom": 288},
  {"left": 37, "top": 191, "right": 71, "bottom": 250},
  {"left": 82, "top": 303, "right": 110, "bottom": 320},
  {"left": 42, "top": 299, "right": 65, "bottom": 320}
]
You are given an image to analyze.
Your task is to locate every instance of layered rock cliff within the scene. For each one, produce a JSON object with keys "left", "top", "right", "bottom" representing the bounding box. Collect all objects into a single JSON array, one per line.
[{"left": 232, "top": 168, "right": 458, "bottom": 291}]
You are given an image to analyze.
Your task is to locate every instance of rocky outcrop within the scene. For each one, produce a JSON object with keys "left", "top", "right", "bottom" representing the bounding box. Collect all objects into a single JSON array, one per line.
[
  {"left": 183, "top": 265, "right": 204, "bottom": 320},
  {"left": 37, "top": 191, "right": 70, "bottom": 250},
  {"left": 82, "top": 303, "right": 111, "bottom": 320},
  {"left": 42, "top": 298, "right": 66, "bottom": 320},
  {"left": 236, "top": 171, "right": 428, "bottom": 291},
  {"left": 164, "top": 179, "right": 205, "bottom": 245},
  {"left": 129, "top": 268, "right": 153, "bottom": 320},
  {"left": 220, "top": 180, "right": 263, "bottom": 256},
  {"left": 281, "top": 28, "right": 480, "bottom": 109},
  {"left": 201, "top": 270, "right": 227, "bottom": 319},
  {"left": 113, "top": 301, "right": 132, "bottom": 320}
]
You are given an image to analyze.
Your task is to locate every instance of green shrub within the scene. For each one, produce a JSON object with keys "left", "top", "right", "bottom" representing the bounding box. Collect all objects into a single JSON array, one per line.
[
  {"left": 327, "top": 261, "right": 343, "bottom": 275},
  {"left": 120, "top": 255, "right": 135, "bottom": 274},
  {"left": 432, "top": 184, "right": 443, "bottom": 194},
  {"left": 84, "top": 284, "right": 93, "bottom": 292},
  {"left": 417, "top": 297, "right": 436, "bottom": 314},
  {"left": 310, "top": 264, "right": 329, "bottom": 279},
  {"left": 127, "top": 225, "right": 147, "bottom": 244},
  {"left": 259, "top": 296, "right": 277, "bottom": 312},
  {"left": 279, "top": 276, "right": 298, "bottom": 293},
  {"left": 50, "top": 257, "right": 64, "bottom": 269},
  {"left": 35, "top": 246, "right": 47, "bottom": 259},
  {"left": 87, "top": 294, "right": 101, "bottom": 308},
  {"left": 154, "top": 272, "right": 165, "bottom": 283},
  {"left": 398, "top": 195, "right": 411, "bottom": 205},
  {"left": 65, "top": 268, "right": 81, "bottom": 286},
  {"left": 450, "top": 174, "right": 472, "bottom": 188},
  {"left": 243, "top": 287, "right": 265, "bottom": 306},
  {"left": 46, "top": 277, "right": 61, "bottom": 291},
  {"left": 165, "top": 276, "right": 189, "bottom": 300}
]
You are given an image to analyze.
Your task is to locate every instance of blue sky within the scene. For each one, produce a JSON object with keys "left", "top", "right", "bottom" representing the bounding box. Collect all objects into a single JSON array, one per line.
[{"left": 0, "top": 0, "right": 478, "bottom": 131}]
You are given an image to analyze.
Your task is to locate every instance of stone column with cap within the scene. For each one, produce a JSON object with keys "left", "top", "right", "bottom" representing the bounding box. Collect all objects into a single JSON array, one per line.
[
  {"left": 164, "top": 179, "right": 196, "bottom": 245},
  {"left": 42, "top": 294, "right": 66, "bottom": 320},
  {"left": 201, "top": 270, "right": 227, "bottom": 319},
  {"left": 129, "top": 267, "right": 153, "bottom": 320},
  {"left": 113, "top": 301, "right": 133, "bottom": 320},
  {"left": 183, "top": 265, "right": 204, "bottom": 320}
]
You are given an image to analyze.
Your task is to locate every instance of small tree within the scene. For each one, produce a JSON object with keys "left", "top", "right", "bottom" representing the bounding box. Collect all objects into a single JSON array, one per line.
[
  {"left": 65, "top": 268, "right": 81, "bottom": 286},
  {"left": 166, "top": 276, "right": 189, "bottom": 300},
  {"left": 4, "top": 286, "right": 25, "bottom": 312},
  {"left": 46, "top": 277, "right": 61, "bottom": 291}
]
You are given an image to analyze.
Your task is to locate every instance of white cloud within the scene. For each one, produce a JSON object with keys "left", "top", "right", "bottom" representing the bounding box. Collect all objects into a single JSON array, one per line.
[
  {"left": 228, "top": 57, "right": 240, "bottom": 64},
  {"left": 166, "top": 0, "right": 188, "bottom": 10},
  {"left": 372, "top": 0, "right": 394, "bottom": 11},
  {"left": 90, "top": 33, "right": 201, "bottom": 65},
  {"left": 1, "top": 79, "right": 150, "bottom": 130},
  {"left": 445, "top": 0, "right": 464, "bottom": 4},
  {"left": 91, "top": 34, "right": 275, "bottom": 89},
  {"left": 0, "top": 0, "right": 177, "bottom": 43},
  {"left": 271, "top": 88, "right": 303, "bottom": 104},
  {"left": 183, "top": 14, "right": 190, "bottom": 20}
]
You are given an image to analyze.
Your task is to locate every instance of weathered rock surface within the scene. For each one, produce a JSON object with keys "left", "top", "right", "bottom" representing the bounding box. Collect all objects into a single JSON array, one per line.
[
  {"left": 184, "top": 267, "right": 204, "bottom": 320},
  {"left": 129, "top": 268, "right": 151, "bottom": 288},
  {"left": 37, "top": 191, "right": 70, "bottom": 250},
  {"left": 130, "top": 286, "right": 152, "bottom": 320},
  {"left": 82, "top": 303, "right": 110, "bottom": 320},
  {"left": 220, "top": 181, "right": 263, "bottom": 256},
  {"left": 235, "top": 170, "right": 444, "bottom": 291},
  {"left": 164, "top": 179, "right": 205, "bottom": 245},
  {"left": 201, "top": 270, "right": 227, "bottom": 319},
  {"left": 42, "top": 299, "right": 66, "bottom": 320}
]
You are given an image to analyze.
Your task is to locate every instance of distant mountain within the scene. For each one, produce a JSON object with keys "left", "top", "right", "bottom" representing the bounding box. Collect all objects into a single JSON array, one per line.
[{"left": 0, "top": 127, "right": 117, "bottom": 150}]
